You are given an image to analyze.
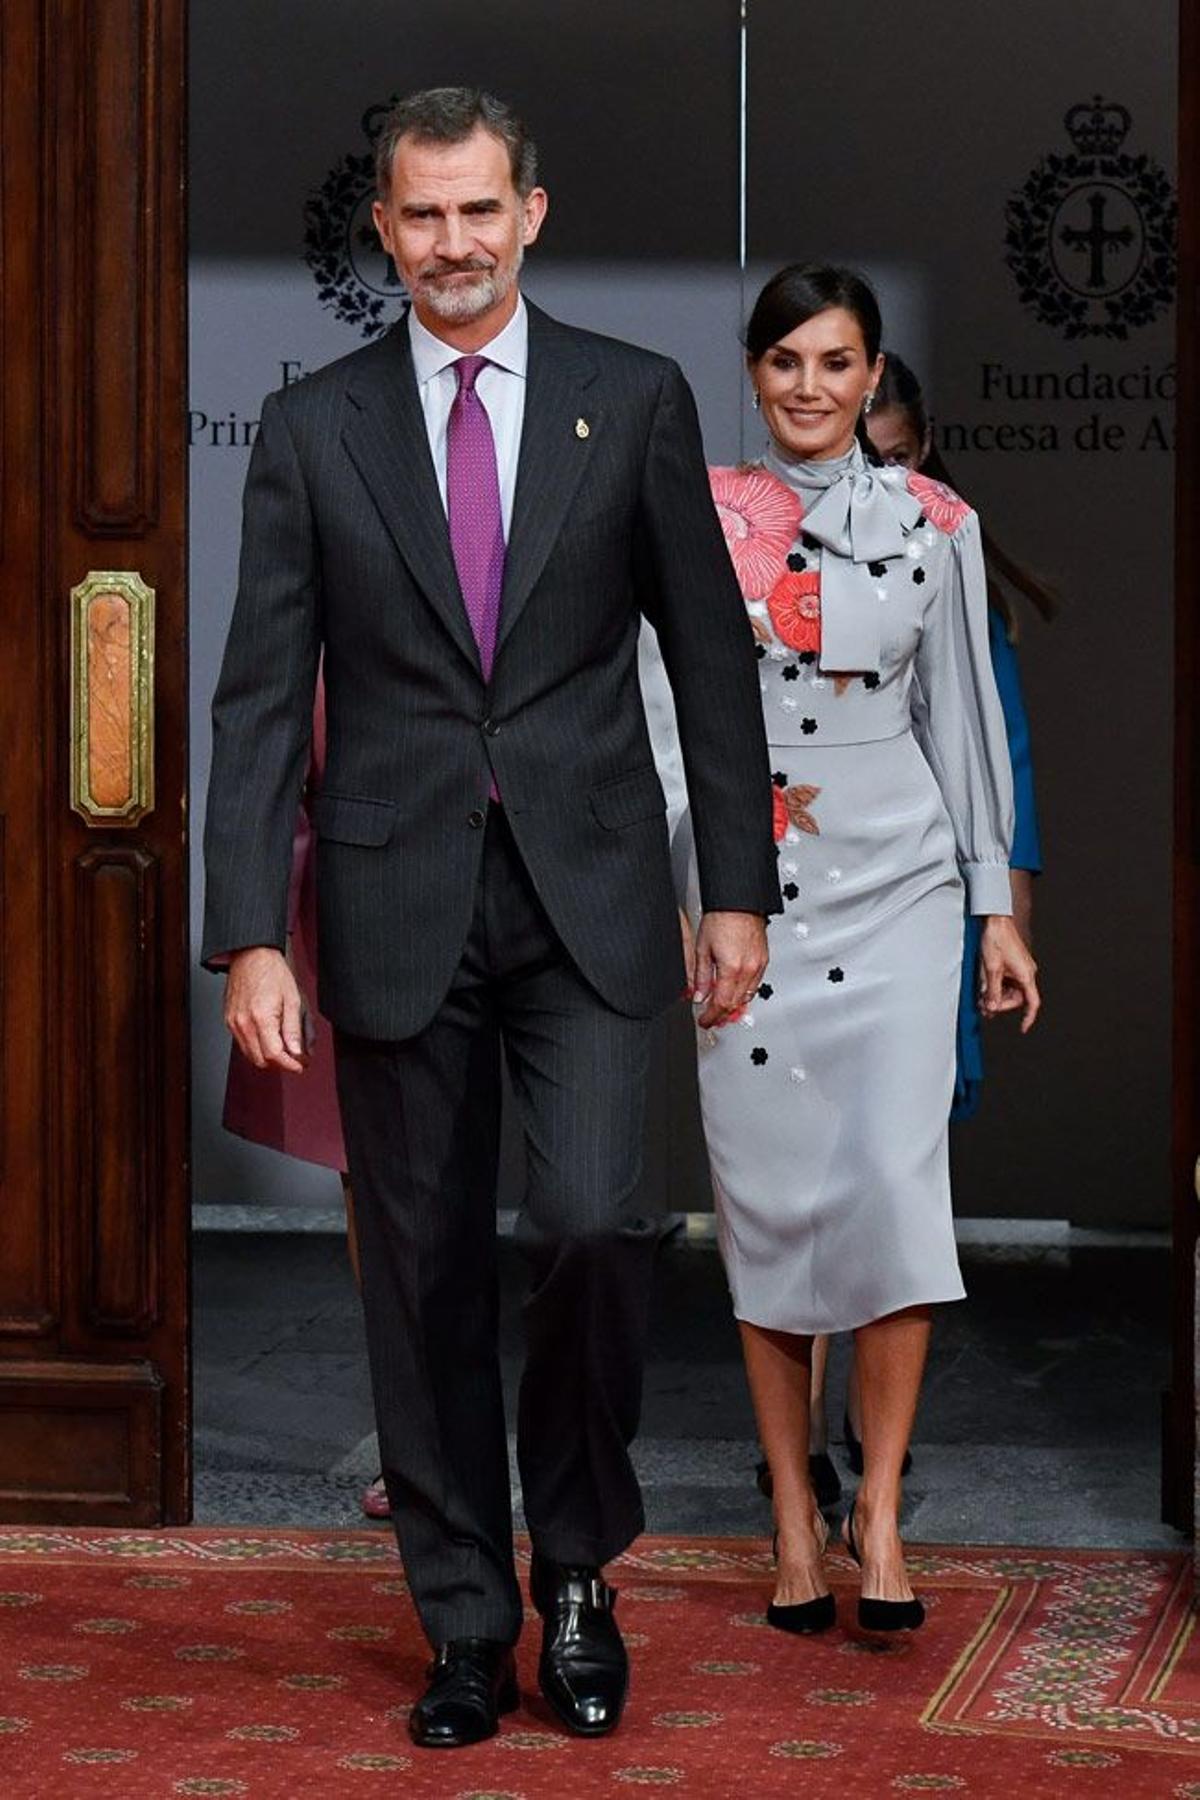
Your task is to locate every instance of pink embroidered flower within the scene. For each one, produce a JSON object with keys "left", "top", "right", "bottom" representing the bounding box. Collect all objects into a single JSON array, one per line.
[
  {"left": 772, "top": 785, "right": 789, "bottom": 842},
  {"left": 907, "top": 470, "right": 971, "bottom": 535},
  {"left": 709, "top": 466, "right": 803, "bottom": 600},
  {"left": 767, "top": 570, "right": 821, "bottom": 653}
]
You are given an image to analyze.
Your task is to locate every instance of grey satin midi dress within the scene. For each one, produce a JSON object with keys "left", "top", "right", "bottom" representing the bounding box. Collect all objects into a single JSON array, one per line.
[{"left": 640, "top": 442, "right": 1014, "bottom": 1335}]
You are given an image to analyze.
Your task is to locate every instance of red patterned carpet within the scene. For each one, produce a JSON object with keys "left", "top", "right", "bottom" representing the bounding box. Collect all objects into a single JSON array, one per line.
[{"left": 0, "top": 1530, "right": 1196, "bottom": 1798}]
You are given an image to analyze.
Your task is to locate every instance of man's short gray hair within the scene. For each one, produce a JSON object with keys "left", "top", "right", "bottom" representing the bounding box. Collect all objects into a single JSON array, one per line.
[{"left": 374, "top": 87, "right": 538, "bottom": 200}]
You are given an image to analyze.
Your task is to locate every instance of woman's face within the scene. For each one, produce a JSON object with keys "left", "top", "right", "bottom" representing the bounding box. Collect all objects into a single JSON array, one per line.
[
  {"left": 866, "top": 402, "right": 928, "bottom": 469},
  {"left": 751, "top": 306, "right": 884, "bottom": 462}
]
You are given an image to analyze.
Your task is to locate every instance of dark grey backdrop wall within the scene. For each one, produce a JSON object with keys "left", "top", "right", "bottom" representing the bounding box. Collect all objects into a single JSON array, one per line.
[{"left": 189, "top": 1, "right": 1176, "bottom": 1227}]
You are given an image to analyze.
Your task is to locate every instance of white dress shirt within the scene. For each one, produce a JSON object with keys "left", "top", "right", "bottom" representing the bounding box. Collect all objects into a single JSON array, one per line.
[{"left": 408, "top": 298, "right": 528, "bottom": 541}]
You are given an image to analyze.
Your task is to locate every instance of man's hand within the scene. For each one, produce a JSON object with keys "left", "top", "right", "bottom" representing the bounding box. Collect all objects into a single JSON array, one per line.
[
  {"left": 692, "top": 910, "right": 769, "bottom": 1030},
  {"left": 224, "top": 946, "right": 309, "bottom": 1073}
]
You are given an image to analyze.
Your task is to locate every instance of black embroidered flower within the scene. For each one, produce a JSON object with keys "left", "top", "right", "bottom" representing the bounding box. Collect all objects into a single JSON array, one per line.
[
  {"left": 799, "top": 651, "right": 817, "bottom": 666},
  {"left": 862, "top": 671, "right": 881, "bottom": 690},
  {"left": 782, "top": 882, "right": 799, "bottom": 901},
  {"left": 757, "top": 983, "right": 774, "bottom": 1000},
  {"left": 801, "top": 532, "right": 820, "bottom": 551},
  {"left": 801, "top": 718, "right": 818, "bottom": 736},
  {"left": 782, "top": 664, "right": 799, "bottom": 681},
  {"left": 750, "top": 1047, "right": 769, "bottom": 1065},
  {"left": 772, "top": 770, "right": 788, "bottom": 788},
  {"left": 787, "top": 551, "right": 808, "bottom": 572},
  {"left": 912, "top": 567, "right": 927, "bottom": 585},
  {"left": 755, "top": 644, "right": 767, "bottom": 660},
  {"left": 914, "top": 512, "right": 927, "bottom": 528},
  {"left": 827, "top": 967, "right": 845, "bottom": 984},
  {"left": 868, "top": 560, "right": 887, "bottom": 578}
]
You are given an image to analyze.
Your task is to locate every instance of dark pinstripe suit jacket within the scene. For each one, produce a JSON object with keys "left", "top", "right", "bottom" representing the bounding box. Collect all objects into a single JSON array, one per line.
[{"left": 202, "top": 301, "right": 780, "bottom": 1039}]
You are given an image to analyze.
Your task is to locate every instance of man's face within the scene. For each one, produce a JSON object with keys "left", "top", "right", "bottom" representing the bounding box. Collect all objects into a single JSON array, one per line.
[{"left": 373, "top": 126, "right": 547, "bottom": 330}]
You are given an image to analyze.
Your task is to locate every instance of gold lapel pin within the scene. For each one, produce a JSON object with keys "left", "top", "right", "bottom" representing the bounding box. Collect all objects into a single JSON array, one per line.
[{"left": 575, "top": 417, "right": 590, "bottom": 439}]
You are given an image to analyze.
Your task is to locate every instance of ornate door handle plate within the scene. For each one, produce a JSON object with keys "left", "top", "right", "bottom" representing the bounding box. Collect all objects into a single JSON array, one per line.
[{"left": 70, "top": 570, "right": 155, "bottom": 827}]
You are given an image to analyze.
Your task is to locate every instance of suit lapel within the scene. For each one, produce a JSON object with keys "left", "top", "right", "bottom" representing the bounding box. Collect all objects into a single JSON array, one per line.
[
  {"left": 496, "top": 304, "right": 598, "bottom": 656},
  {"left": 342, "top": 321, "right": 482, "bottom": 677}
]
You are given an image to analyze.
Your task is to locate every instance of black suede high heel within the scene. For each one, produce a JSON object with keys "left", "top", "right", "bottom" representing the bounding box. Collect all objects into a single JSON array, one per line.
[
  {"left": 767, "top": 1529, "right": 837, "bottom": 1635},
  {"left": 756, "top": 1452, "right": 843, "bottom": 1510},
  {"left": 843, "top": 1414, "right": 911, "bottom": 1480},
  {"left": 843, "top": 1501, "right": 924, "bottom": 1633}
]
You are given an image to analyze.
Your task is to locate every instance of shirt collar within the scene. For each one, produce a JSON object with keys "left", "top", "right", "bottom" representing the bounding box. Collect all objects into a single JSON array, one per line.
[{"left": 408, "top": 296, "right": 528, "bottom": 386}]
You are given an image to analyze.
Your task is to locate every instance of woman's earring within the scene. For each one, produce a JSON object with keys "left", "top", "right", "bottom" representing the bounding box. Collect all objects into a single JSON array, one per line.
[
  {"left": 862, "top": 390, "right": 876, "bottom": 415},
  {"left": 752, "top": 389, "right": 761, "bottom": 411}
]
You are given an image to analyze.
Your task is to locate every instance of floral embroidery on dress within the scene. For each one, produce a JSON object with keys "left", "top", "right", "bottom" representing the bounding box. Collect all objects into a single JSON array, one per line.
[
  {"left": 906, "top": 470, "right": 971, "bottom": 535},
  {"left": 785, "top": 784, "right": 821, "bottom": 836},
  {"left": 774, "top": 781, "right": 820, "bottom": 843},
  {"left": 709, "top": 467, "right": 803, "bottom": 601},
  {"left": 767, "top": 570, "right": 821, "bottom": 653}
]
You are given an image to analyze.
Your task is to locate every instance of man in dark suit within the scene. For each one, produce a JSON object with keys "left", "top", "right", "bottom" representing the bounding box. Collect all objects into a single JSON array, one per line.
[{"left": 204, "top": 87, "right": 779, "bottom": 1750}]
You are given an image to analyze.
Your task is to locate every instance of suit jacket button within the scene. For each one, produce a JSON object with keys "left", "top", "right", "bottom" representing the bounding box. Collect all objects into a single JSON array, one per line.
[
  {"left": 468, "top": 808, "right": 486, "bottom": 829},
  {"left": 481, "top": 717, "right": 500, "bottom": 737}
]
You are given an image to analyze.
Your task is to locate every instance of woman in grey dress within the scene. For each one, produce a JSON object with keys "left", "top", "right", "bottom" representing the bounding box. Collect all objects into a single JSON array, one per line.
[{"left": 644, "top": 265, "right": 1039, "bottom": 1633}]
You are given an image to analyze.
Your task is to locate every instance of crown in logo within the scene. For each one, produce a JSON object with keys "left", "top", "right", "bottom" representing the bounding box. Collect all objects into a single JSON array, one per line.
[{"left": 1064, "top": 95, "right": 1132, "bottom": 157}]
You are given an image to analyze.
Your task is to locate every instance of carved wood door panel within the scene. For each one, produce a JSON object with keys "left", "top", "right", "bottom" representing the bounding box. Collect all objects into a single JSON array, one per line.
[{"left": 0, "top": 0, "right": 189, "bottom": 1523}]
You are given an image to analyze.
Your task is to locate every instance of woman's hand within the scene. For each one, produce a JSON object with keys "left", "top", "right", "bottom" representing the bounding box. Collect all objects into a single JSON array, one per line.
[{"left": 979, "top": 915, "right": 1040, "bottom": 1034}]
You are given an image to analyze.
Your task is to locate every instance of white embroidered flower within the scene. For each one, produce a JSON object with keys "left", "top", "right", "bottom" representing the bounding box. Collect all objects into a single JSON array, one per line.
[{"left": 789, "top": 1066, "right": 807, "bottom": 1084}]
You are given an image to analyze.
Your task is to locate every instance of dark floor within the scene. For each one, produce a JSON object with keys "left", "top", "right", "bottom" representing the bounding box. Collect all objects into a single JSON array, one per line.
[{"left": 194, "top": 1229, "right": 1181, "bottom": 1549}]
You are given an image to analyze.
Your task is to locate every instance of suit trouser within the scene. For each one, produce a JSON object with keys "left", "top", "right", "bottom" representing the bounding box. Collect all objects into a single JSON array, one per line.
[{"left": 333, "top": 804, "right": 659, "bottom": 1647}]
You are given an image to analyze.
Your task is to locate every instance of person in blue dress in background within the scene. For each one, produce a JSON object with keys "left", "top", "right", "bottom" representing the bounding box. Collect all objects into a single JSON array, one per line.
[{"left": 778, "top": 350, "right": 1053, "bottom": 1506}]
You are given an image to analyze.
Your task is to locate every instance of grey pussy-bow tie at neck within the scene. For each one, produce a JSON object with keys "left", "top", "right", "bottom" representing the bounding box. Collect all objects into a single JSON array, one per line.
[{"left": 763, "top": 441, "right": 923, "bottom": 672}]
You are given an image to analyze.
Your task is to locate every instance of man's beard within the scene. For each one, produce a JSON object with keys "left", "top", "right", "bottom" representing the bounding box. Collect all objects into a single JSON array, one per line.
[{"left": 415, "top": 243, "right": 523, "bottom": 323}]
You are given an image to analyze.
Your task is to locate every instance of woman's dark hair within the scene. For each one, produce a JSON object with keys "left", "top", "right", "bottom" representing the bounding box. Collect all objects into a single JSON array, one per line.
[
  {"left": 874, "top": 352, "right": 929, "bottom": 450},
  {"left": 874, "top": 348, "right": 1058, "bottom": 635},
  {"left": 746, "top": 264, "right": 884, "bottom": 461}
]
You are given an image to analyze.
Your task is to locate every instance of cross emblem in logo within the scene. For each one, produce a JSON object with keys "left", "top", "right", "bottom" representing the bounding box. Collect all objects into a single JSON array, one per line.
[
  {"left": 1059, "top": 191, "right": 1135, "bottom": 290},
  {"left": 1004, "top": 97, "right": 1175, "bottom": 340}
]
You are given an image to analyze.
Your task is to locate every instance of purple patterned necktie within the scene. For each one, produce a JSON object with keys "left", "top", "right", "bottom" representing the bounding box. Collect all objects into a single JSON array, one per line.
[{"left": 446, "top": 354, "right": 505, "bottom": 681}]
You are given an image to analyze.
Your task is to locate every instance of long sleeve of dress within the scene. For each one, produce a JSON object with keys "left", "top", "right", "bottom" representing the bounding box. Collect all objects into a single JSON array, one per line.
[
  {"left": 637, "top": 618, "right": 694, "bottom": 910},
  {"left": 912, "top": 511, "right": 1014, "bottom": 915}
]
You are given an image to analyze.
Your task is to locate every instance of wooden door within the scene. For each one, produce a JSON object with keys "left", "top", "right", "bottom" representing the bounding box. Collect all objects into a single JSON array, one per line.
[
  {"left": 0, "top": 0, "right": 189, "bottom": 1524},
  {"left": 1166, "top": 0, "right": 1199, "bottom": 1535}
]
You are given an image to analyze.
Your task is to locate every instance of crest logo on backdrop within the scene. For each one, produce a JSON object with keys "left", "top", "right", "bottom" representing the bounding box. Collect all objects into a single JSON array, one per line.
[
  {"left": 1004, "top": 97, "right": 1176, "bottom": 341},
  {"left": 304, "top": 100, "right": 408, "bottom": 339}
]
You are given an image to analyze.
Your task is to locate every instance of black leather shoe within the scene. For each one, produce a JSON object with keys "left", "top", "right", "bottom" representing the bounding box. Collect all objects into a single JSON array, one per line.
[
  {"left": 408, "top": 1638, "right": 518, "bottom": 1749},
  {"left": 530, "top": 1555, "right": 628, "bottom": 1737}
]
